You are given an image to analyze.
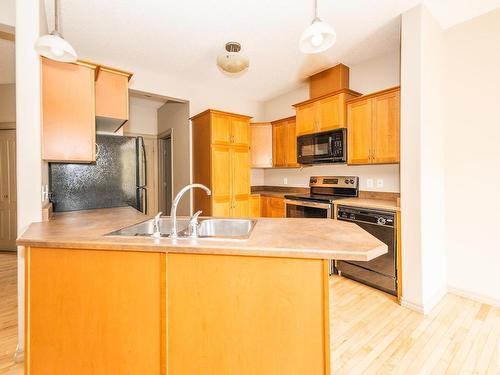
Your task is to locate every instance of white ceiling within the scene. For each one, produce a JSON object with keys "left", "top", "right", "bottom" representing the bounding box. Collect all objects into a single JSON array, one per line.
[
  {"left": 40, "top": 0, "right": 500, "bottom": 101},
  {"left": 54, "top": 0, "right": 422, "bottom": 101},
  {"left": 0, "top": 39, "right": 15, "bottom": 84}
]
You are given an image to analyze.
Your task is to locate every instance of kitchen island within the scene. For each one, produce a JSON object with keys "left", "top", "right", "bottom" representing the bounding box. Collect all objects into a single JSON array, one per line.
[{"left": 18, "top": 207, "right": 386, "bottom": 375}]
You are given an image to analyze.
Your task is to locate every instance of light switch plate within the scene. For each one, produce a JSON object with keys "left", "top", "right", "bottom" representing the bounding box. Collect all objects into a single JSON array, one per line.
[
  {"left": 377, "top": 178, "right": 384, "bottom": 188},
  {"left": 367, "top": 179, "right": 374, "bottom": 188}
]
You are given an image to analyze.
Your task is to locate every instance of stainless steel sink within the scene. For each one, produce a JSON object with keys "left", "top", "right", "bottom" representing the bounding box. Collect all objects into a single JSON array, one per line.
[
  {"left": 107, "top": 217, "right": 256, "bottom": 240},
  {"left": 193, "top": 219, "right": 256, "bottom": 240},
  {"left": 106, "top": 218, "right": 190, "bottom": 237}
]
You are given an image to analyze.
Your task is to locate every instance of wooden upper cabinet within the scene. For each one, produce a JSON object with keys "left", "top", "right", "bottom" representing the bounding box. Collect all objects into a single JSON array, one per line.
[
  {"left": 231, "top": 117, "right": 250, "bottom": 146},
  {"left": 95, "top": 66, "right": 132, "bottom": 133},
  {"left": 41, "top": 58, "right": 97, "bottom": 162},
  {"left": 250, "top": 123, "right": 272, "bottom": 168},
  {"left": 210, "top": 111, "right": 250, "bottom": 146},
  {"left": 272, "top": 121, "right": 288, "bottom": 167},
  {"left": 272, "top": 116, "right": 299, "bottom": 168},
  {"left": 372, "top": 90, "right": 400, "bottom": 164},
  {"left": 347, "top": 87, "right": 400, "bottom": 165},
  {"left": 347, "top": 99, "right": 372, "bottom": 165},
  {"left": 212, "top": 114, "right": 232, "bottom": 144},
  {"left": 294, "top": 89, "right": 361, "bottom": 137},
  {"left": 295, "top": 102, "right": 316, "bottom": 136}
]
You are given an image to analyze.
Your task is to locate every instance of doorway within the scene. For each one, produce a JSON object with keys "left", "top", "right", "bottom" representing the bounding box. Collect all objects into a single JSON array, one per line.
[
  {"left": 159, "top": 135, "right": 172, "bottom": 214},
  {"left": 0, "top": 129, "right": 17, "bottom": 251}
]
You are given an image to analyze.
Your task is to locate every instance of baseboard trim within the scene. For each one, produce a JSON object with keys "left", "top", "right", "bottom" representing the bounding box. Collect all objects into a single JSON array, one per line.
[
  {"left": 14, "top": 345, "right": 24, "bottom": 363},
  {"left": 400, "top": 298, "right": 424, "bottom": 313},
  {"left": 422, "top": 287, "right": 448, "bottom": 314},
  {"left": 448, "top": 286, "right": 500, "bottom": 308}
]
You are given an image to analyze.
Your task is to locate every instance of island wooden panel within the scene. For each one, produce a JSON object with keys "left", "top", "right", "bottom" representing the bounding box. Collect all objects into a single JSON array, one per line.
[
  {"left": 25, "top": 247, "right": 166, "bottom": 375},
  {"left": 167, "top": 253, "right": 330, "bottom": 375}
]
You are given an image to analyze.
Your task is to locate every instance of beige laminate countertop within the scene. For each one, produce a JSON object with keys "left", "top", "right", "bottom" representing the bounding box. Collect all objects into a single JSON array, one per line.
[
  {"left": 335, "top": 198, "right": 400, "bottom": 212},
  {"left": 17, "top": 207, "right": 387, "bottom": 261}
]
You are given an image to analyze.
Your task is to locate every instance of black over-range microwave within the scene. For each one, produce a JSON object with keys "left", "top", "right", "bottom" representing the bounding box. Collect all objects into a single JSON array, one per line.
[{"left": 297, "top": 128, "right": 346, "bottom": 164}]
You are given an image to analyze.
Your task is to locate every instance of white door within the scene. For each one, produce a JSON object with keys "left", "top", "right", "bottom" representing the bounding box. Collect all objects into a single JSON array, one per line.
[{"left": 0, "top": 130, "right": 16, "bottom": 251}]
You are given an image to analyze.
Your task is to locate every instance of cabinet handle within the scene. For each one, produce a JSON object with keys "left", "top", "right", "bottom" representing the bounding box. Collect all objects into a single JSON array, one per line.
[
  {"left": 2, "top": 194, "right": 8, "bottom": 199},
  {"left": 372, "top": 149, "right": 376, "bottom": 161}
]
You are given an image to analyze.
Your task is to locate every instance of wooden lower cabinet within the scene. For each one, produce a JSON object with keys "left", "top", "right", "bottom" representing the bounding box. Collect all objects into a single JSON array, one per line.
[
  {"left": 261, "top": 196, "right": 286, "bottom": 218},
  {"left": 25, "top": 247, "right": 331, "bottom": 375},
  {"left": 249, "top": 195, "right": 261, "bottom": 217},
  {"left": 25, "top": 247, "right": 165, "bottom": 375}
]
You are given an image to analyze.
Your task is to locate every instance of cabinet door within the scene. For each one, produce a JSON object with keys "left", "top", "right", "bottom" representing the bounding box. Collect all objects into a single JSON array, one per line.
[
  {"left": 231, "top": 117, "right": 250, "bottom": 146},
  {"left": 211, "top": 114, "right": 232, "bottom": 145},
  {"left": 233, "top": 197, "right": 250, "bottom": 218},
  {"left": 317, "top": 94, "right": 342, "bottom": 132},
  {"left": 211, "top": 145, "right": 232, "bottom": 217},
  {"left": 0, "top": 130, "right": 16, "bottom": 250},
  {"left": 296, "top": 102, "right": 317, "bottom": 136},
  {"left": 286, "top": 119, "right": 299, "bottom": 167},
  {"left": 95, "top": 69, "right": 129, "bottom": 120},
  {"left": 249, "top": 195, "right": 261, "bottom": 217},
  {"left": 272, "top": 122, "right": 288, "bottom": 167},
  {"left": 372, "top": 90, "right": 400, "bottom": 164},
  {"left": 231, "top": 147, "right": 250, "bottom": 217},
  {"left": 269, "top": 197, "right": 285, "bottom": 218},
  {"left": 41, "top": 58, "right": 96, "bottom": 162},
  {"left": 260, "top": 196, "right": 270, "bottom": 217},
  {"left": 250, "top": 123, "right": 273, "bottom": 168},
  {"left": 347, "top": 99, "right": 372, "bottom": 165}
]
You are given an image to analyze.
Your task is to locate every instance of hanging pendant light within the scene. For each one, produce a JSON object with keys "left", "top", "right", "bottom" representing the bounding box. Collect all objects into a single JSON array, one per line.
[
  {"left": 299, "top": 0, "right": 336, "bottom": 54},
  {"left": 216, "top": 42, "right": 249, "bottom": 74},
  {"left": 35, "top": 0, "right": 77, "bottom": 62}
]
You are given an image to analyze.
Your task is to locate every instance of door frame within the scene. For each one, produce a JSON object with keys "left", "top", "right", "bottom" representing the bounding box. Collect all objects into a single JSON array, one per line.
[
  {"left": 158, "top": 129, "right": 174, "bottom": 215},
  {"left": 0, "top": 126, "right": 17, "bottom": 251}
]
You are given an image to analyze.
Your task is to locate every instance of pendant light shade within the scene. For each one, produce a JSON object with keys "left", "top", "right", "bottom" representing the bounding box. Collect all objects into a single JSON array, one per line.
[
  {"left": 35, "top": 0, "right": 77, "bottom": 62},
  {"left": 216, "top": 42, "right": 249, "bottom": 74},
  {"left": 35, "top": 31, "right": 77, "bottom": 62},
  {"left": 299, "top": 0, "right": 336, "bottom": 54}
]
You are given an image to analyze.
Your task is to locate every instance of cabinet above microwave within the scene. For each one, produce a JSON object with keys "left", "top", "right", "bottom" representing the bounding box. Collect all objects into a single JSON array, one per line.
[{"left": 293, "top": 88, "right": 361, "bottom": 137}]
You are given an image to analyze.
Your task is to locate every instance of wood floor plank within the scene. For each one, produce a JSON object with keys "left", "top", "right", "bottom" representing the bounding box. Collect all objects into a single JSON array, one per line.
[{"left": 0, "top": 252, "right": 499, "bottom": 375}]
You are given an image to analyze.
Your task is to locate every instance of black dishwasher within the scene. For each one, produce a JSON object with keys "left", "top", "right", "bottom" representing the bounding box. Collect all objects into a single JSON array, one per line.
[{"left": 336, "top": 206, "right": 398, "bottom": 296}]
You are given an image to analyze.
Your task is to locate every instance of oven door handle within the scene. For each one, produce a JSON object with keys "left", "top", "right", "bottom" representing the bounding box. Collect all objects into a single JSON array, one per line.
[{"left": 285, "top": 199, "right": 332, "bottom": 210}]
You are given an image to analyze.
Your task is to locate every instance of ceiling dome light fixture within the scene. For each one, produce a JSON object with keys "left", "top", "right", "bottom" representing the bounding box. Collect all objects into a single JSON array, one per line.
[
  {"left": 299, "top": 0, "right": 336, "bottom": 54},
  {"left": 216, "top": 42, "right": 249, "bottom": 74},
  {"left": 35, "top": 0, "right": 77, "bottom": 62}
]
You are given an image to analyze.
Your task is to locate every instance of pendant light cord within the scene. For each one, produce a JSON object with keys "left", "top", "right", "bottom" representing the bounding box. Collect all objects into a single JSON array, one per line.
[
  {"left": 314, "top": 0, "right": 318, "bottom": 19},
  {"left": 54, "top": 0, "right": 60, "bottom": 34}
]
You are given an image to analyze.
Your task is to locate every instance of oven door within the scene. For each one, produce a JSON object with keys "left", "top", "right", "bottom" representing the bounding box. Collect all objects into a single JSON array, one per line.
[{"left": 285, "top": 199, "right": 332, "bottom": 218}]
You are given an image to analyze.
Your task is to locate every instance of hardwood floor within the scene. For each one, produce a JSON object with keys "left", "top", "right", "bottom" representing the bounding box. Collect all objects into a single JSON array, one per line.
[
  {"left": 0, "top": 251, "right": 498, "bottom": 374},
  {"left": 0, "top": 252, "right": 22, "bottom": 375}
]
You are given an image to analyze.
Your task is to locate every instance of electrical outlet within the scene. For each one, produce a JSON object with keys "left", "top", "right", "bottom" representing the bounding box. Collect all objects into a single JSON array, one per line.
[
  {"left": 367, "top": 179, "right": 374, "bottom": 188},
  {"left": 283, "top": 177, "right": 288, "bottom": 185},
  {"left": 376, "top": 178, "right": 384, "bottom": 188}
]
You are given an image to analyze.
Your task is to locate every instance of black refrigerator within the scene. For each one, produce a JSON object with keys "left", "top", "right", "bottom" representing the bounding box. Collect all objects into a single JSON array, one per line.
[{"left": 49, "top": 134, "right": 147, "bottom": 213}]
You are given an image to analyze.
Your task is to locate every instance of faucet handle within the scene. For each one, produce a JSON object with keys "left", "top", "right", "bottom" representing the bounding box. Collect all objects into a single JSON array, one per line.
[
  {"left": 154, "top": 212, "right": 162, "bottom": 221},
  {"left": 190, "top": 210, "right": 203, "bottom": 224}
]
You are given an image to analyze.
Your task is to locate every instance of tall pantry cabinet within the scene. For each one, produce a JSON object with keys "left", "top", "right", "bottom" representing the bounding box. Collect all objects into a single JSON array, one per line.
[{"left": 191, "top": 109, "right": 252, "bottom": 217}]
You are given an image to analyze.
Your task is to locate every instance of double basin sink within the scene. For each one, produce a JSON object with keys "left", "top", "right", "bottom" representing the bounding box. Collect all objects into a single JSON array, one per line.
[{"left": 107, "top": 217, "right": 256, "bottom": 240}]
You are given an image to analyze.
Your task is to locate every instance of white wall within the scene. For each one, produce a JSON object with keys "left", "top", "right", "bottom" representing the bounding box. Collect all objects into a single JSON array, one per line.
[
  {"left": 15, "top": 0, "right": 48, "bottom": 360},
  {"left": 257, "top": 51, "right": 401, "bottom": 192},
  {"left": 123, "top": 96, "right": 161, "bottom": 136},
  {"left": 444, "top": 7, "right": 500, "bottom": 305},
  {"left": 0, "top": 83, "right": 16, "bottom": 122},
  {"left": 0, "top": 0, "right": 15, "bottom": 27}
]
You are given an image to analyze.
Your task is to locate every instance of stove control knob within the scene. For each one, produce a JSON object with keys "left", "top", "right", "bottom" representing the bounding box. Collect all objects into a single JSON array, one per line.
[
  {"left": 344, "top": 179, "right": 349, "bottom": 184},
  {"left": 377, "top": 217, "right": 387, "bottom": 225},
  {"left": 350, "top": 179, "right": 355, "bottom": 184}
]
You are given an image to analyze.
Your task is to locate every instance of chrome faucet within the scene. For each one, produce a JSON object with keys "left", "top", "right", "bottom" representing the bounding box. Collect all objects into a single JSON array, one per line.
[
  {"left": 188, "top": 210, "right": 203, "bottom": 238},
  {"left": 170, "top": 184, "right": 211, "bottom": 238},
  {"left": 152, "top": 211, "right": 162, "bottom": 238}
]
